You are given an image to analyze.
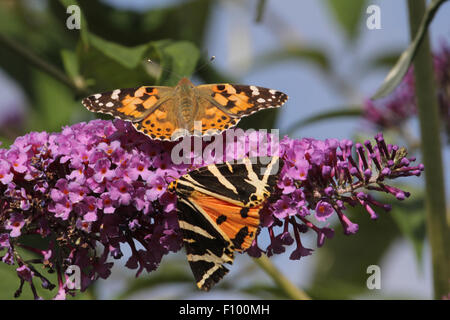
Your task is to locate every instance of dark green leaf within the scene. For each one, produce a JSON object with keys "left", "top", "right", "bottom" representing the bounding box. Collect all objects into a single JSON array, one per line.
[
  {"left": 28, "top": 71, "right": 78, "bottom": 132},
  {"left": 238, "top": 108, "right": 280, "bottom": 131},
  {"left": 326, "top": 0, "right": 366, "bottom": 40},
  {"left": 114, "top": 260, "right": 193, "bottom": 300},
  {"left": 367, "top": 50, "right": 404, "bottom": 69},
  {"left": 75, "top": 0, "right": 211, "bottom": 48},
  {"left": 78, "top": 32, "right": 200, "bottom": 91},
  {"left": 58, "top": 0, "right": 89, "bottom": 46},
  {"left": 0, "top": 136, "right": 13, "bottom": 149},
  {"left": 61, "top": 49, "right": 80, "bottom": 80},
  {"left": 77, "top": 40, "right": 151, "bottom": 92},
  {"left": 0, "top": 246, "right": 91, "bottom": 300},
  {"left": 307, "top": 279, "right": 372, "bottom": 300},
  {"left": 371, "top": 0, "right": 449, "bottom": 99},
  {"left": 240, "top": 283, "right": 289, "bottom": 299},
  {"left": 88, "top": 33, "right": 149, "bottom": 69},
  {"left": 150, "top": 40, "right": 200, "bottom": 86}
]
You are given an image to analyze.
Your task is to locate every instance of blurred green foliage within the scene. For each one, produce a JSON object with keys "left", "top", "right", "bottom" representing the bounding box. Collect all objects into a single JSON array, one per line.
[
  {"left": 326, "top": 0, "right": 367, "bottom": 40},
  {"left": 0, "top": 0, "right": 429, "bottom": 300}
]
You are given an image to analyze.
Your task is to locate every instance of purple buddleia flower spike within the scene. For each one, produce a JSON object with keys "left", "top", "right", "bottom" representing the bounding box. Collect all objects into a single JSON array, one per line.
[{"left": 0, "top": 119, "right": 423, "bottom": 299}]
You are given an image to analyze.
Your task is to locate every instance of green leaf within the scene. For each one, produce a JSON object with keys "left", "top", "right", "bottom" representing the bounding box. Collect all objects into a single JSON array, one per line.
[
  {"left": 61, "top": 49, "right": 80, "bottom": 80},
  {"left": 0, "top": 262, "right": 58, "bottom": 300},
  {"left": 150, "top": 40, "right": 200, "bottom": 86},
  {"left": 307, "top": 278, "right": 373, "bottom": 300},
  {"left": 285, "top": 107, "right": 363, "bottom": 136},
  {"left": 0, "top": 136, "right": 13, "bottom": 149},
  {"left": 77, "top": 30, "right": 200, "bottom": 91},
  {"left": 114, "top": 258, "right": 194, "bottom": 300},
  {"left": 58, "top": 0, "right": 89, "bottom": 46},
  {"left": 28, "top": 70, "right": 80, "bottom": 132},
  {"left": 77, "top": 40, "right": 150, "bottom": 92},
  {"left": 371, "top": 0, "right": 449, "bottom": 99},
  {"left": 75, "top": 0, "right": 211, "bottom": 48},
  {"left": 0, "top": 246, "right": 91, "bottom": 300},
  {"left": 238, "top": 108, "right": 280, "bottom": 131},
  {"left": 78, "top": 32, "right": 200, "bottom": 91},
  {"left": 326, "top": 0, "right": 366, "bottom": 40},
  {"left": 367, "top": 50, "right": 404, "bottom": 70},
  {"left": 88, "top": 33, "right": 149, "bottom": 69},
  {"left": 240, "top": 283, "right": 289, "bottom": 299}
]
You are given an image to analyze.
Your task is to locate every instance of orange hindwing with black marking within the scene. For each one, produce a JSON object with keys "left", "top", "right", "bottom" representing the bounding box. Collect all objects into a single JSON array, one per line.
[{"left": 168, "top": 156, "right": 282, "bottom": 291}]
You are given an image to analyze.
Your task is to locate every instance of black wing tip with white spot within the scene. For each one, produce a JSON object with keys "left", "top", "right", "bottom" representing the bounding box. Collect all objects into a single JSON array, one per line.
[{"left": 81, "top": 95, "right": 94, "bottom": 110}]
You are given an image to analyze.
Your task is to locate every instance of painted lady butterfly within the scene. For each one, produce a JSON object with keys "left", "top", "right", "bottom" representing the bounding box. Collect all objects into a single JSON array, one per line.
[{"left": 82, "top": 78, "right": 288, "bottom": 141}]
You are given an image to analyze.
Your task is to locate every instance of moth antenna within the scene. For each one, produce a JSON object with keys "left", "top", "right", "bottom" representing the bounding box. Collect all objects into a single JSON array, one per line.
[{"left": 166, "top": 174, "right": 178, "bottom": 181}]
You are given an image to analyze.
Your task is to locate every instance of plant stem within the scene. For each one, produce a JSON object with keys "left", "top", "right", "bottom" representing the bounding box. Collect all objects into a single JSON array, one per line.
[
  {"left": 255, "top": 0, "right": 267, "bottom": 22},
  {"left": 407, "top": 0, "right": 450, "bottom": 299},
  {"left": 253, "top": 255, "right": 311, "bottom": 300},
  {"left": 0, "top": 33, "right": 86, "bottom": 95}
]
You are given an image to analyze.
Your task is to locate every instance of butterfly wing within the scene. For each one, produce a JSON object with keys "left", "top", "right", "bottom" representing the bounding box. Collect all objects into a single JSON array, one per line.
[
  {"left": 82, "top": 86, "right": 189, "bottom": 140},
  {"left": 172, "top": 156, "right": 282, "bottom": 290},
  {"left": 194, "top": 98, "right": 240, "bottom": 136},
  {"left": 131, "top": 98, "right": 185, "bottom": 141},
  {"left": 82, "top": 86, "right": 172, "bottom": 123},
  {"left": 83, "top": 82, "right": 288, "bottom": 141},
  {"left": 196, "top": 84, "right": 288, "bottom": 129}
]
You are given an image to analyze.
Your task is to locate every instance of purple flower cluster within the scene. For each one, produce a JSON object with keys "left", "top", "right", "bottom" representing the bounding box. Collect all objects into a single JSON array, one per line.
[
  {"left": 0, "top": 119, "right": 423, "bottom": 299},
  {"left": 248, "top": 133, "right": 424, "bottom": 259},
  {"left": 363, "top": 42, "right": 450, "bottom": 142},
  {"left": 363, "top": 68, "right": 416, "bottom": 129},
  {"left": 0, "top": 120, "right": 188, "bottom": 299}
]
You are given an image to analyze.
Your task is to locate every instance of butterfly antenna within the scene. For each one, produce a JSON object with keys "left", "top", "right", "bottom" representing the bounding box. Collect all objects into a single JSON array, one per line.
[
  {"left": 146, "top": 59, "right": 183, "bottom": 81},
  {"left": 194, "top": 55, "right": 216, "bottom": 74},
  {"left": 146, "top": 55, "right": 215, "bottom": 81}
]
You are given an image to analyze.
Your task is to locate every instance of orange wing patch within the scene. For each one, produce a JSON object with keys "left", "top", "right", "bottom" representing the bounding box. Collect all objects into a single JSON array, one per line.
[
  {"left": 226, "top": 93, "right": 254, "bottom": 115},
  {"left": 197, "top": 98, "right": 239, "bottom": 134},
  {"left": 82, "top": 86, "right": 163, "bottom": 122},
  {"left": 211, "top": 84, "right": 237, "bottom": 94},
  {"left": 116, "top": 95, "right": 145, "bottom": 118},
  {"left": 208, "top": 84, "right": 254, "bottom": 115},
  {"left": 190, "top": 191, "right": 261, "bottom": 251},
  {"left": 116, "top": 87, "right": 160, "bottom": 117},
  {"left": 132, "top": 99, "right": 180, "bottom": 140},
  {"left": 197, "top": 83, "right": 288, "bottom": 119}
]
